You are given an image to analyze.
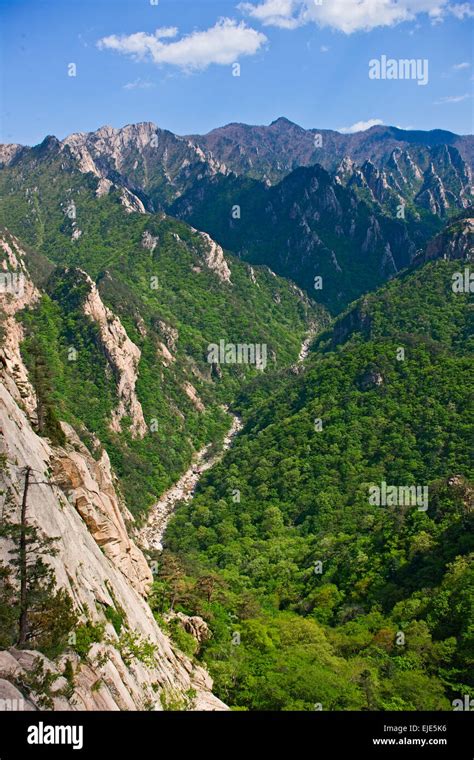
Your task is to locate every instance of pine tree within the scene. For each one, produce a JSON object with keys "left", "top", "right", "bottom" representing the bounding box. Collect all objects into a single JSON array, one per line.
[
  {"left": 0, "top": 469, "right": 76, "bottom": 656},
  {"left": 29, "top": 339, "right": 65, "bottom": 445}
]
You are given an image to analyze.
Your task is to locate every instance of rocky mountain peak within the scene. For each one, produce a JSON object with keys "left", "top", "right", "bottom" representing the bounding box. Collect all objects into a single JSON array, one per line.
[{"left": 269, "top": 116, "right": 301, "bottom": 130}]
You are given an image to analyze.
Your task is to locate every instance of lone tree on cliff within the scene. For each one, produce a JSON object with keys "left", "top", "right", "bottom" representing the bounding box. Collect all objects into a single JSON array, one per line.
[{"left": 0, "top": 465, "right": 76, "bottom": 656}]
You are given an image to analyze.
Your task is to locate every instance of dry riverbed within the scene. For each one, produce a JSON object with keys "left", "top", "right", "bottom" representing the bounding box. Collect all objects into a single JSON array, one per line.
[
  {"left": 139, "top": 411, "right": 242, "bottom": 552},
  {"left": 140, "top": 330, "right": 312, "bottom": 552}
]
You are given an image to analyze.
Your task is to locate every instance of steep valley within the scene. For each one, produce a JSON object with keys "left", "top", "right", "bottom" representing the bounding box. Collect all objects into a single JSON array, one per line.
[
  {"left": 163, "top": 225, "right": 473, "bottom": 710},
  {"left": 0, "top": 120, "right": 472, "bottom": 714}
]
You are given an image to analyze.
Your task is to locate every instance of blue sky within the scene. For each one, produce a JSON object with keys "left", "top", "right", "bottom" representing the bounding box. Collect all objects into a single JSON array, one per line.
[{"left": 0, "top": 0, "right": 473, "bottom": 145}]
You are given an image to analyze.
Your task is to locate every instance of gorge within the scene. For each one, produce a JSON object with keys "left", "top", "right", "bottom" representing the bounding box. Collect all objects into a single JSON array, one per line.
[{"left": 0, "top": 117, "right": 472, "bottom": 713}]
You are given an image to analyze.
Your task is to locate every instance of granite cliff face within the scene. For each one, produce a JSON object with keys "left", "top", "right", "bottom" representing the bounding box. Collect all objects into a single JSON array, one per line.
[
  {"left": 0, "top": 231, "right": 40, "bottom": 420},
  {"left": 51, "top": 422, "right": 152, "bottom": 597},
  {"left": 336, "top": 145, "right": 473, "bottom": 217},
  {"left": 61, "top": 122, "right": 227, "bottom": 209},
  {"left": 195, "top": 231, "right": 232, "bottom": 284},
  {"left": 0, "top": 386, "right": 226, "bottom": 711},
  {"left": 419, "top": 216, "right": 474, "bottom": 263},
  {"left": 189, "top": 118, "right": 473, "bottom": 188},
  {"left": 2, "top": 119, "right": 471, "bottom": 219},
  {"left": 0, "top": 231, "right": 227, "bottom": 711},
  {"left": 81, "top": 271, "right": 148, "bottom": 439}
]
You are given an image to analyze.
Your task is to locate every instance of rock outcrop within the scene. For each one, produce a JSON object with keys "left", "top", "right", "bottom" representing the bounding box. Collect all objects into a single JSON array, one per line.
[
  {"left": 0, "top": 144, "right": 24, "bottom": 168},
  {"left": 82, "top": 273, "right": 148, "bottom": 438},
  {"left": 197, "top": 232, "right": 232, "bottom": 283},
  {"left": 120, "top": 187, "right": 146, "bottom": 215},
  {"left": 0, "top": 232, "right": 226, "bottom": 711},
  {"left": 51, "top": 423, "right": 152, "bottom": 597},
  {"left": 0, "top": 362, "right": 227, "bottom": 712},
  {"left": 420, "top": 217, "right": 474, "bottom": 264},
  {"left": 164, "top": 612, "right": 211, "bottom": 647},
  {"left": 142, "top": 230, "right": 158, "bottom": 252},
  {"left": 0, "top": 231, "right": 39, "bottom": 420},
  {"left": 182, "top": 381, "right": 205, "bottom": 412}
]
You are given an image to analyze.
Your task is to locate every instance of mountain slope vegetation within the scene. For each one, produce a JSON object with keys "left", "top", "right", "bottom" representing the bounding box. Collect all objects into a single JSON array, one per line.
[
  {"left": 0, "top": 121, "right": 472, "bottom": 713},
  {"left": 171, "top": 164, "right": 434, "bottom": 311},
  {"left": 0, "top": 139, "right": 319, "bottom": 516},
  {"left": 162, "top": 250, "right": 473, "bottom": 710},
  {"left": 2, "top": 122, "right": 471, "bottom": 313}
]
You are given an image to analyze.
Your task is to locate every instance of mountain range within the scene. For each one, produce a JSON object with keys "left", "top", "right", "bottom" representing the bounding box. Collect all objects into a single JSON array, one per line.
[
  {"left": 0, "top": 119, "right": 472, "bottom": 312},
  {"left": 0, "top": 117, "right": 472, "bottom": 713}
]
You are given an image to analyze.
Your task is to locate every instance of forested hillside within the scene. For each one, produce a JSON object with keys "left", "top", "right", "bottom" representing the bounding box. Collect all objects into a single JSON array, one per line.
[
  {"left": 0, "top": 119, "right": 471, "bottom": 714},
  {"left": 162, "top": 253, "right": 473, "bottom": 710},
  {"left": 0, "top": 138, "right": 319, "bottom": 516},
  {"left": 170, "top": 163, "right": 440, "bottom": 311}
]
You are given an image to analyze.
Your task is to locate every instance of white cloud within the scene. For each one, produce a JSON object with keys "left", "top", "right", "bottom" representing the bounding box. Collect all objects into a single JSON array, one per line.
[
  {"left": 238, "top": 0, "right": 302, "bottom": 29},
  {"left": 434, "top": 93, "right": 471, "bottom": 103},
  {"left": 339, "top": 118, "right": 384, "bottom": 133},
  {"left": 448, "top": 2, "right": 474, "bottom": 18},
  {"left": 154, "top": 27, "right": 179, "bottom": 39},
  {"left": 239, "top": 0, "right": 473, "bottom": 33},
  {"left": 123, "top": 78, "right": 155, "bottom": 90},
  {"left": 320, "top": 45, "right": 330, "bottom": 52},
  {"left": 97, "top": 19, "right": 267, "bottom": 70},
  {"left": 453, "top": 61, "right": 471, "bottom": 70}
]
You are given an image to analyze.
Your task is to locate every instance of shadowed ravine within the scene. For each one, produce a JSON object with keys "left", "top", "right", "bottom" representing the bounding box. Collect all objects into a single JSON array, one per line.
[{"left": 139, "top": 330, "right": 315, "bottom": 553}]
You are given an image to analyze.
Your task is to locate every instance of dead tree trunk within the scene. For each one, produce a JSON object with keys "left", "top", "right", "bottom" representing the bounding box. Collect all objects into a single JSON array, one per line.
[{"left": 17, "top": 466, "right": 31, "bottom": 647}]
